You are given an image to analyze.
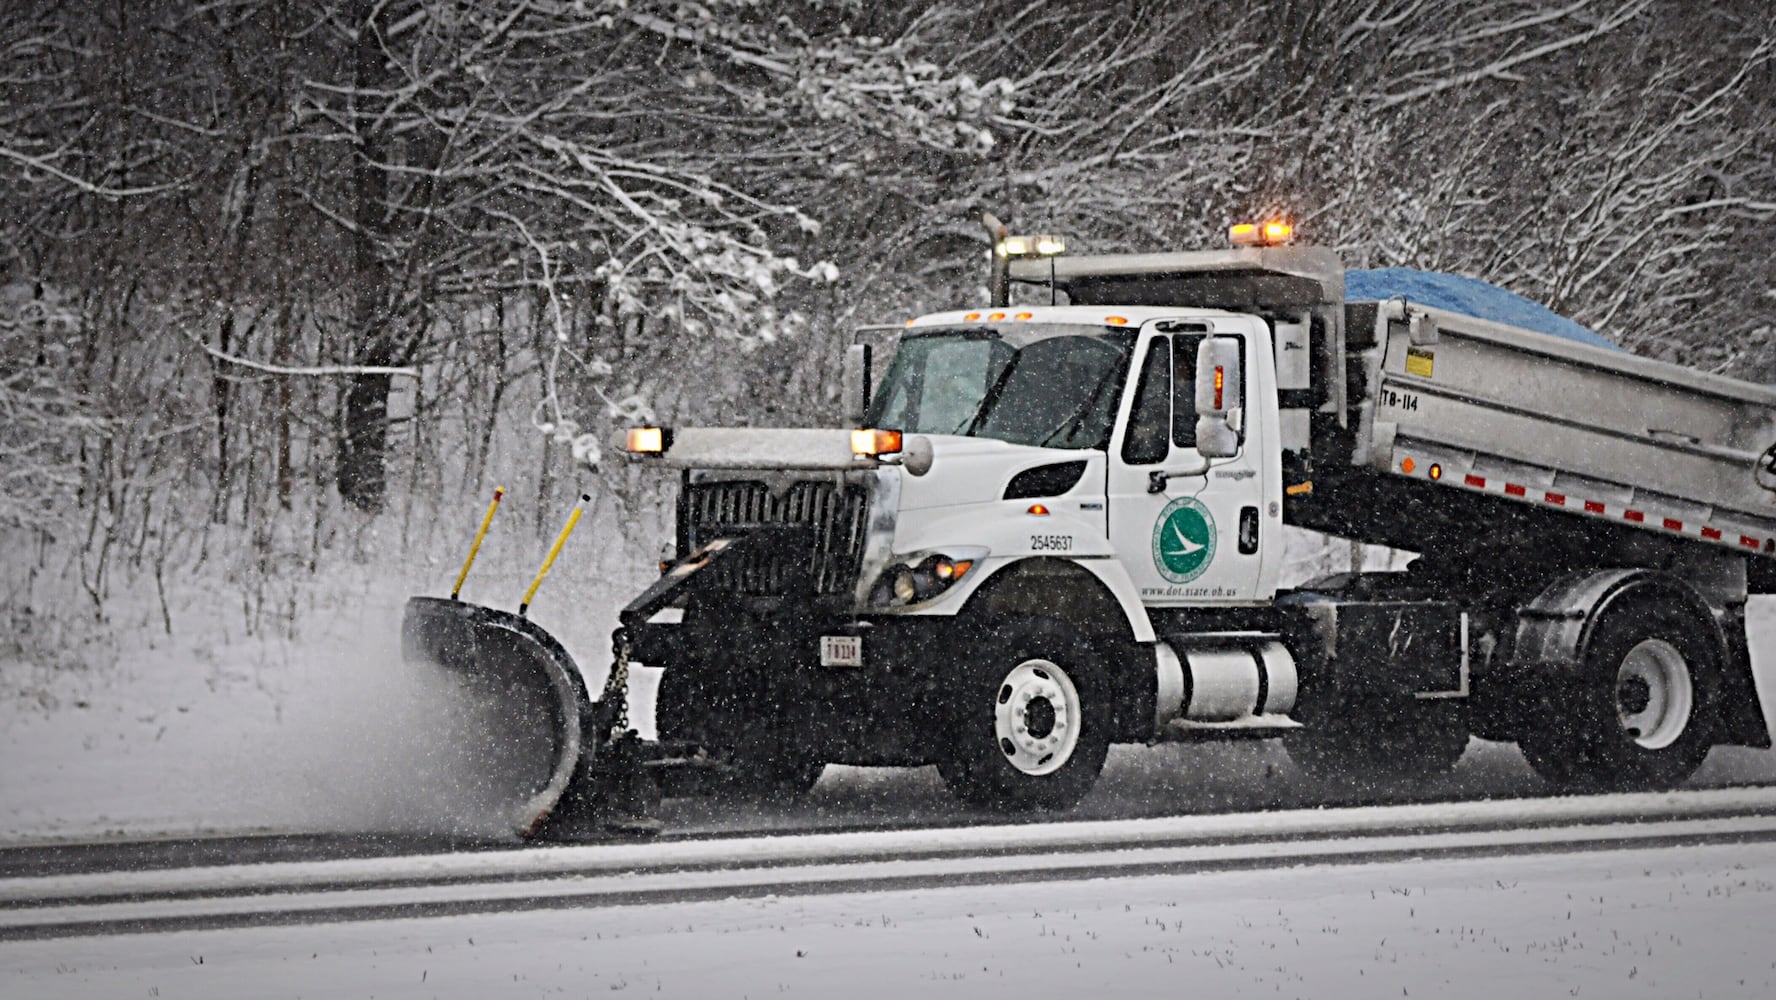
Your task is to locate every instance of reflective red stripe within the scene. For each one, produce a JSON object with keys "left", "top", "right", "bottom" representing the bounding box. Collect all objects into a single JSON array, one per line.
[{"left": 1430, "top": 463, "right": 1765, "bottom": 555}]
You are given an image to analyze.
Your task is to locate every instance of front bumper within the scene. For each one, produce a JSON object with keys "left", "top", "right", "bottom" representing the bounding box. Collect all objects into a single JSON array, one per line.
[{"left": 630, "top": 606, "right": 963, "bottom": 767}]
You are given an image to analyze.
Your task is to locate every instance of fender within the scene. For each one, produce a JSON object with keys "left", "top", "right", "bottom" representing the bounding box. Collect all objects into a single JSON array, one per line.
[
  {"left": 881, "top": 498, "right": 1153, "bottom": 640},
  {"left": 1514, "top": 568, "right": 1718, "bottom": 674},
  {"left": 1514, "top": 567, "right": 1769, "bottom": 747},
  {"left": 893, "top": 551, "right": 1155, "bottom": 644}
]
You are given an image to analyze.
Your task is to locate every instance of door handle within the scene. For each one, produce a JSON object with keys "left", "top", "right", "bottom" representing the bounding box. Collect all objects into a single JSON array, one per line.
[
  {"left": 1147, "top": 457, "right": 1210, "bottom": 494},
  {"left": 1239, "top": 506, "right": 1259, "bottom": 554}
]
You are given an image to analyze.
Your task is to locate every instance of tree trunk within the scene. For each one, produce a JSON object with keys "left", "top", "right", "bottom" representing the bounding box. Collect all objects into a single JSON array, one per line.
[
  {"left": 337, "top": 0, "right": 392, "bottom": 513},
  {"left": 211, "top": 311, "right": 233, "bottom": 524},
  {"left": 338, "top": 368, "right": 392, "bottom": 512}
]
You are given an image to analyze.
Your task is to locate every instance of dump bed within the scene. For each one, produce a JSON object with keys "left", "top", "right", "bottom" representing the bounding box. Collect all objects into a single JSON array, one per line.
[
  {"left": 1348, "top": 301, "right": 1776, "bottom": 560},
  {"left": 1014, "top": 245, "right": 1776, "bottom": 568}
]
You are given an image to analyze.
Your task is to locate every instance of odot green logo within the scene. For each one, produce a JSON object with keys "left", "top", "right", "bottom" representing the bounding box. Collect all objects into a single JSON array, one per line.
[{"left": 1151, "top": 497, "right": 1216, "bottom": 583}]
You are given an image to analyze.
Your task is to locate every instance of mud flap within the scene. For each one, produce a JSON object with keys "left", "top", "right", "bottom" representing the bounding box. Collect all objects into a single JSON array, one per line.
[{"left": 401, "top": 596, "right": 592, "bottom": 839}]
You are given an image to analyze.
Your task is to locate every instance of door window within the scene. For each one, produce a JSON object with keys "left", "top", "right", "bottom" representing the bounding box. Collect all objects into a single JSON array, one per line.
[{"left": 1121, "top": 337, "right": 1171, "bottom": 465}]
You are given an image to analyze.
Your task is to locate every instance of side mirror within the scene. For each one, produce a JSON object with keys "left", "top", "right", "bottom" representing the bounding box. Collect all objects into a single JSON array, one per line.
[
  {"left": 1194, "top": 337, "right": 1242, "bottom": 459},
  {"left": 842, "top": 343, "right": 872, "bottom": 426}
]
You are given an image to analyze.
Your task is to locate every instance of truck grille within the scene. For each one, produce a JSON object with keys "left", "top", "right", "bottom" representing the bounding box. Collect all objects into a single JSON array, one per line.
[{"left": 684, "top": 479, "right": 871, "bottom": 598}]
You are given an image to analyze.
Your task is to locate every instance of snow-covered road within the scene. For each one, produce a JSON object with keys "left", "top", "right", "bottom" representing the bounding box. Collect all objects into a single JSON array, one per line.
[
  {"left": 5, "top": 790, "right": 1776, "bottom": 998},
  {"left": 7, "top": 590, "right": 1776, "bottom": 995},
  {"left": 6, "top": 786, "right": 1776, "bottom": 938}
]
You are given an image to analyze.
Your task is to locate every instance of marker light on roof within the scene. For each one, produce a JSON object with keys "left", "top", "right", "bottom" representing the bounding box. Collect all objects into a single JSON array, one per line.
[{"left": 1230, "top": 219, "right": 1294, "bottom": 247}]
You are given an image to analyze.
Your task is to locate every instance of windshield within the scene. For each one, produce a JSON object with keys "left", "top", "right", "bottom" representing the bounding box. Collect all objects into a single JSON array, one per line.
[{"left": 867, "top": 325, "right": 1137, "bottom": 449}]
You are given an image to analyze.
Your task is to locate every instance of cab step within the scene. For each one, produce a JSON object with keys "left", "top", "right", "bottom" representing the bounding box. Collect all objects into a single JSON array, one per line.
[{"left": 1160, "top": 714, "right": 1301, "bottom": 742}]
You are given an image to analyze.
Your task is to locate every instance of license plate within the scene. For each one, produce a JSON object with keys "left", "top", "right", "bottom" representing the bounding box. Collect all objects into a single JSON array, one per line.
[{"left": 820, "top": 635, "right": 863, "bottom": 667}]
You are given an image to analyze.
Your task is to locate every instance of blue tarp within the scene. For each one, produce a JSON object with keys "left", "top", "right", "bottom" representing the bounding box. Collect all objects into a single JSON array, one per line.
[{"left": 1346, "top": 268, "right": 1618, "bottom": 351}]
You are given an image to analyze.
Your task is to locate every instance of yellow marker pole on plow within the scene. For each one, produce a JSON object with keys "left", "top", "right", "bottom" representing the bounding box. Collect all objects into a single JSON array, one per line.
[
  {"left": 451, "top": 486, "right": 506, "bottom": 601},
  {"left": 520, "top": 493, "right": 590, "bottom": 616}
]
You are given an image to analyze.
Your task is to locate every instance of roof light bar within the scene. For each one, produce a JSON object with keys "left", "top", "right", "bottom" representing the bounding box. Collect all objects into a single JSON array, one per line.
[{"left": 996, "top": 234, "right": 1067, "bottom": 258}]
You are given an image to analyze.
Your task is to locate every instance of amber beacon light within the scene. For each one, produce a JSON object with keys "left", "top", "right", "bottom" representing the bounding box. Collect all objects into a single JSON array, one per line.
[
  {"left": 1229, "top": 219, "right": 1294, "bottom": 247},
  {"left": 625, "top": 426, "right": 669, "bottom": 454}
]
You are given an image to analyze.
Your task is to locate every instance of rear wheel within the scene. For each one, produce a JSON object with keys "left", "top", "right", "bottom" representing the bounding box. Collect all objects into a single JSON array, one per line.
[
  {"left": 939, "top": 617, "right": 1112, "bottom": 812},
  {"left": 655, "top": 663, "right": 824, "bottom": 800},
  {"left": 1518, "top": 589, "right": 1718, "bottom": 791}
]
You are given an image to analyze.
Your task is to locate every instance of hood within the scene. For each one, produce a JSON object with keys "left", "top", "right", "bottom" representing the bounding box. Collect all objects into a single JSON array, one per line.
[{"left": 896, "top": 435, "right": 1101, "bottom": 511}]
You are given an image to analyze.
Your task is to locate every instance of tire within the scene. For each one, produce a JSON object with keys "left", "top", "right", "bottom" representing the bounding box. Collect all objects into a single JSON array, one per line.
[
  {"left": 939, "top": 616, "right": 1112, "bottom": 812},
  {"left": 1283, "top": 705, "right": 1469, "bottom": 790},
  {"left": 1517, "top": 587, "right": 1718, "bottom": 791},
  {"left": 655, "top": 663, "right": 824, "bottom": 801}
]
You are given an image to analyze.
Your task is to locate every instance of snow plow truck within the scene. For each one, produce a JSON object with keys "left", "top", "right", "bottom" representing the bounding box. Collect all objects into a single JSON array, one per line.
[{"left": 404, "top": 218, "right": 1776, "bottom": 838}]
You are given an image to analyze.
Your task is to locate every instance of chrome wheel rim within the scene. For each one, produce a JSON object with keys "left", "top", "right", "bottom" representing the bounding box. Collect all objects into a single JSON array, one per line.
[
  {"left": 993, "top": 659, "right": 1083, "bottom": 776},
  {"left": 1615, "top": 638, "right": 1693, "bottom": 750}
]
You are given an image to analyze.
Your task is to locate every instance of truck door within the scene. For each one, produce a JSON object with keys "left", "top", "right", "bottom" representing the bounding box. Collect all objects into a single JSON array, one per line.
[{"left": 1107, "top": 321, "right": 1269, "bottom": 605}]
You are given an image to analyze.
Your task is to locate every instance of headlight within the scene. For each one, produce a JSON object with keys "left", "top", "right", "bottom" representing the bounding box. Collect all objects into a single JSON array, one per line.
[{"left": 869, "top": 550, "right": 985, "bottom": 608}]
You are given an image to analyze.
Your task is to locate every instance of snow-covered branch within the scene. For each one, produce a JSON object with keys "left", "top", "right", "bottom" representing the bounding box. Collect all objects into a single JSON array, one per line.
[{"left": 194, "top": 338, "right": 421, "bottom": 380}]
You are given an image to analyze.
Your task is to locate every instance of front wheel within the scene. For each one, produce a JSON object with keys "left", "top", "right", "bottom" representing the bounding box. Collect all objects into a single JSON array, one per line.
[
  {"left": 939, "top": 617, "right": 1112, "bottom": 812},
  {"left": 1518, "top": 587, "right": 1718, "bottom": 791}
]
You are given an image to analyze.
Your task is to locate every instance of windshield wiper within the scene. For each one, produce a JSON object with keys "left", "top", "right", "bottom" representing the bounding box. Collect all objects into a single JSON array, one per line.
[
  {"left": 1038, "top": 349, "right": 1129, "bottom": 448},
  {"left": 954, "top": 352, "right": 1023, "bottom": 436}
]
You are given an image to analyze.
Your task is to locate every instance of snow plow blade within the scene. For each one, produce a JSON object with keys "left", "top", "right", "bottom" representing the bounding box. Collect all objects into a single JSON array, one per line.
[{"left": 400, "top": 596, "right": 591, "bottom": 839}]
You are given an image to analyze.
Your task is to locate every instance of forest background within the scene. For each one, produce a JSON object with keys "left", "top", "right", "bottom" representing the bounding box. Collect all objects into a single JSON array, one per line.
[{"left": 4, "top": 0, "right": 1775, "bottom": 668}]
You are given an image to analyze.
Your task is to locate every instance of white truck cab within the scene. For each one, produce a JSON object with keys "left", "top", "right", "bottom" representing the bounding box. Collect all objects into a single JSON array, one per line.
[{"left": 874, "top": 306, "right": 1287, "bottom": 622}]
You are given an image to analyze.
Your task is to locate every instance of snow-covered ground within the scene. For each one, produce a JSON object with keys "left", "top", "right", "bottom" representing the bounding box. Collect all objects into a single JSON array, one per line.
[{"left": 5, "top": 837, "right": 1774, "bottom": 999}]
